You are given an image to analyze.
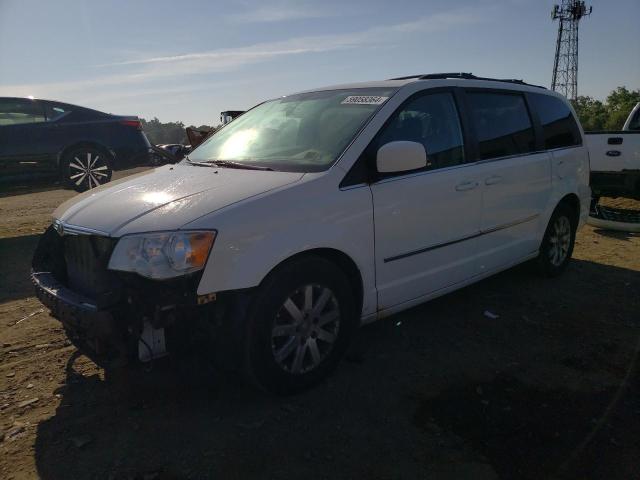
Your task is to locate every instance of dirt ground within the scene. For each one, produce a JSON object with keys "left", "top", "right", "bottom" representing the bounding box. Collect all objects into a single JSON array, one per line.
[{"left": 0, "top": 171, "right": 639, "bottom": 480}]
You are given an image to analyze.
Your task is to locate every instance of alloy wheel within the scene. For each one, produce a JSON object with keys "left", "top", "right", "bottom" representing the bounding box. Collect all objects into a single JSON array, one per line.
[
  {"left": 548, "top": 215, "right": 571, "bottom": 266},
  {"left": 68, "top": 151, "right": 110, "bottom": 189},
  {"left": 271, "top": 284, "right": 341, "bottom": 375}
]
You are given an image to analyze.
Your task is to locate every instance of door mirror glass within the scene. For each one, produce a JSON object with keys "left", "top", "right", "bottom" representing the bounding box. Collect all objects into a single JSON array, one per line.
[{"left": 376, "top": 141, "right": 427, "bottom": 173}]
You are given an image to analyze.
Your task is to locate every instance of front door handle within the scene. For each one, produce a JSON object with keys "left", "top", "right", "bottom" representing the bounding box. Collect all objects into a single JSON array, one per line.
[
  {"left": 484, "top": 175, "right": 503, "bottom": 185},
  {"left": 455, "top": 181, "right": 478, "bottom": 191}
]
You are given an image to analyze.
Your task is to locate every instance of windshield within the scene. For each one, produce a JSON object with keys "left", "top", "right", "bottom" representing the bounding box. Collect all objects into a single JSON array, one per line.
[{"left": 187, "top": 88, "right": 396, "bottom": 172}]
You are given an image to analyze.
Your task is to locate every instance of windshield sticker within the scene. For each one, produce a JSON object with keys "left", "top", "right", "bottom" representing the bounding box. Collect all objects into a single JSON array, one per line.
[{"left": 341, "top": 95, "right": 389, "bottom": 105}]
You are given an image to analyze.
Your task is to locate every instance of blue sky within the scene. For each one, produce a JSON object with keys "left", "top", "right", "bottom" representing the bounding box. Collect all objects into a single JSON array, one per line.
[{"left": 0, "top": 0, "right": 637, "bottom": 126}]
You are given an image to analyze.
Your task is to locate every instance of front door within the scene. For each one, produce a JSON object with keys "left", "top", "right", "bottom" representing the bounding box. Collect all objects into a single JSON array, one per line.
[
  {"left": 370, "top": 91, "right": 482, "bottom": 309},
  {"left": 0, "top": 98, "right": 49, "bottom": 177}
]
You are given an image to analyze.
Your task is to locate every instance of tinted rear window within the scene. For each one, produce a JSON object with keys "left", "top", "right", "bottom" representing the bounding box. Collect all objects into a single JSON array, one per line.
[
  {"left": 467, "top": 92, "right": 536, "bottom": 160},
  {"left": 530, "top": 93, "right": 581, "bottom": 148}
]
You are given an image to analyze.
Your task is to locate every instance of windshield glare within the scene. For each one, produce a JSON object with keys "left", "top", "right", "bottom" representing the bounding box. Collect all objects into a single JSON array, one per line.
[{"left": 188, "top": 88, "right": 396, "bottom": 172}]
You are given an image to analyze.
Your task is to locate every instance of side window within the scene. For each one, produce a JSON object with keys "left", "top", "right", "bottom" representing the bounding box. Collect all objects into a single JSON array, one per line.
[
  {"left": 44, "top": 103, "right": 68, "bottom": 121},
  {"left": 529, "top": 93, "right": 581, "bottom": 148},
  {"left": 376, "top": 92, "right": 465, "bottom": 171},
  {"left": 467, "top": 92, "right": 536, "bottom": 160},
  {"left": 0, "top": 98, "right": 45, "bottom": 126}
]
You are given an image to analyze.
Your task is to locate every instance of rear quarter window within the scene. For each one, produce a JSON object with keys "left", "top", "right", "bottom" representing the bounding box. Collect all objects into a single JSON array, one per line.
[
  {"left": 529, "top": 93, "right": 582, "bottom": 148},
  {"left": 44, "top": 103, "right": 69, "bottom": 121}
]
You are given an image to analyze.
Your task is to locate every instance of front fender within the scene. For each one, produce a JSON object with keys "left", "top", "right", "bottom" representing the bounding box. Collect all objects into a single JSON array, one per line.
[{"left": 186, "top": 174, "right": 378, "bottom": 317}]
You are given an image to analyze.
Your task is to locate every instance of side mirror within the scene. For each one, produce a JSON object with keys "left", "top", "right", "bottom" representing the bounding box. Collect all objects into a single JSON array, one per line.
[{"left": 376, "top": 141, "right": 427, "bottom": 173}]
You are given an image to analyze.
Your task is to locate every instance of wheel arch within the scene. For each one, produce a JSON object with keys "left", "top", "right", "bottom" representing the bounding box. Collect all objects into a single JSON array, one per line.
[
  {"left": 56, "top": 141, "right": 114, "bottom": 170},
  {"left": 259, "top": 247, "right": 365, "bottom": 318},
  {"left": 557, "top": 192, "right": 580, "bottom": 228}
]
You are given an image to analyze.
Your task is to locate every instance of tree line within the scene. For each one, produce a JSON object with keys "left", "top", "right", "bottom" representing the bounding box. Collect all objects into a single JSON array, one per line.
[
  {"left": 140, "top": 117, "right": 217, "bottom": 145},
  {"left": 572, "top": 86, "right": 639, "bottom": 131}
]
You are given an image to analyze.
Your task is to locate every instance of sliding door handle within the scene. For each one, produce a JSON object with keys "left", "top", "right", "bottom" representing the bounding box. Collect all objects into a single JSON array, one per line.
[
  {"left": 455, "top": 181, "right": 478, "bottom": 191},
  {"left": 484, "top": 175, "right": 503, "bottom": 185}
]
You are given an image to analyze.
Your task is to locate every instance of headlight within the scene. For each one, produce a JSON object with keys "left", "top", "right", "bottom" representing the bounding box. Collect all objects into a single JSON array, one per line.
[{"left": 108, "top": 230, "right": 216, "bottom": 279}]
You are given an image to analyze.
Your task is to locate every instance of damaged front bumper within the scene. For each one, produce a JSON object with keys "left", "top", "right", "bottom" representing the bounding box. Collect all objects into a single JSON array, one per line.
[
  {"left": 31, "top": 226, "right": 234, "bottom": 369},
  {"left": 32, "top": 270, "right": 129, "bottom": 366}
]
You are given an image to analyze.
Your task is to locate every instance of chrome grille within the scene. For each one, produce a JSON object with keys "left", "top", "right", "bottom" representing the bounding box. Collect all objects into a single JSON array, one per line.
[{"left": 63, "top": 235, "right": 117, "bottom": 300}]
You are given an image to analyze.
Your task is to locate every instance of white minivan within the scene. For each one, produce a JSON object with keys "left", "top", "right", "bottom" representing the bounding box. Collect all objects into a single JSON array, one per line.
[{"left": 32, "top": 73, "right": 590, "bottom": 393}]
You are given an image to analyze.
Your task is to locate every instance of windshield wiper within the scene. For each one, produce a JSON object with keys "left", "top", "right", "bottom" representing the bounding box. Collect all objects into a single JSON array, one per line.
[
  {"left": 184, "top": 156, "right": 215, "bottom": 167},
  {"left": 185, "top": 156, "right": 274, "bottom": 171},
  {"left": 207, "top": 160, "right": 274, "bottom": 171}
]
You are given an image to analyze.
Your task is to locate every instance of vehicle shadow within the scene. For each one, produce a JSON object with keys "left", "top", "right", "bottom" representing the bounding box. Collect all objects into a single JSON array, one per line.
[
  {"left": 0, "top": 234, "right": 41, "bottom": 303},
  {"left": 33, "top": 259, "right": 640, "bottom": 479},
  {"left": 594, "top": 228, "right": 640, "bottom": 242},
  {"left": 0, "top": 166, "right": 151, "bottom": 198},
  {"left": 0, "top": 176, "right": 65, "bottom": 199}
]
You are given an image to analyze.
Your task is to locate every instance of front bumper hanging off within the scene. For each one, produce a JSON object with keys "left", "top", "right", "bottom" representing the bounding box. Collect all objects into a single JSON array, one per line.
[
  {"left": 30, "top": 226, "right": 223, "bottom": 369},
  {"left": 32, "top": 270, "right": 128, "bottom": 366}
]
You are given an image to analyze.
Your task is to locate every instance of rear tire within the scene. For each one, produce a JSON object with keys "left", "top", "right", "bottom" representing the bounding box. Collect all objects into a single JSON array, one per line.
[
  {"left": 61, "top": 146, "right": 113, "bottom": 192},
  {"left": 244, "top": 256, "right": 358, "bottom": 395},
  {"left": 536, "top": 203, "right": 577, "bottom": 277}
]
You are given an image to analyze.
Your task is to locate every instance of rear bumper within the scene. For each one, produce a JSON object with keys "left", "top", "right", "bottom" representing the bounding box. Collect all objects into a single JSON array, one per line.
[
  {"left": 111, "top": 131, "right": 153, "bottom": 169},
  {"left": 590, "top": 170, "right": 640, "bottom": 200},
  {"left": 112, "top": 145, "right": 154, "bottom": 170}
]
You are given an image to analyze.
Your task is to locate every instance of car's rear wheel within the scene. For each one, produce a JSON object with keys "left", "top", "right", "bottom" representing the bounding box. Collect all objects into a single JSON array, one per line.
[
  {"left": 536, "top": 203, "right": 576, "bottom": 277},
  {"left": 61, "top": 146, "right": 113, "bottom": 192},
  {"left": 244, "top": 256, "right": 358, "bottom": 394}
]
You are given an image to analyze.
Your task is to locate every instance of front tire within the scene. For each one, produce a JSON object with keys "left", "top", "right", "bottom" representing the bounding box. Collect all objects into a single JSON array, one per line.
[
  {"left": 244, "top": 256, "right": 358, "bottom": 395},
  {"left": 536, "top": 204, "right": 576, "bottom": 277},
  {"left": 61, "top": 146, "right": 113, "bottom": 192}
]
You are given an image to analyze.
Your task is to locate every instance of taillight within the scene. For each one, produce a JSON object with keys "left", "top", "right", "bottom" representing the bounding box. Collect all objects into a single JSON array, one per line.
[{"left": 121, "top": 119, "right": 142, "bottom": 130}]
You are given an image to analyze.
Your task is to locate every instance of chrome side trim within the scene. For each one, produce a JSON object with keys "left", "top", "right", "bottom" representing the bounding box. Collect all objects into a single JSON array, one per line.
[
  {"left": 383, "top": 214, "right": 539, "bottom": 263},
  {"left": 384, "top": 230, "right": 483, "bottom": 263},
  {"left": 481, "top": 214, "right": 540, "bottom": 235}
]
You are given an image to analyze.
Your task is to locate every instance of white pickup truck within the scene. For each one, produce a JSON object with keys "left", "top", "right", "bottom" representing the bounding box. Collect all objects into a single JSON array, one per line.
[{"left": 586, "top": 102, "right": 640, "bottom": 200}]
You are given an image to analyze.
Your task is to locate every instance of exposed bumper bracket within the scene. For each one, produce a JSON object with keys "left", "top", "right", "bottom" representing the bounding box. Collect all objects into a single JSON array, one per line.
[{"left": 31, "top": 270, "right": 129, "bottom": 367}]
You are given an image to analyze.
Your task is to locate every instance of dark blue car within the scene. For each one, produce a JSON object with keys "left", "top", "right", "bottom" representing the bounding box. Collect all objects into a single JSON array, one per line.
[{"left": 0, "top": 97, "right": 152, "bottom": 191}]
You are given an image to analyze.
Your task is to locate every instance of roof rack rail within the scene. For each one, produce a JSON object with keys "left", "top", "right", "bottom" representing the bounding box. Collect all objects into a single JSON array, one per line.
[{"left": 388, "top": 72, "right": 546, "bottom": 89}]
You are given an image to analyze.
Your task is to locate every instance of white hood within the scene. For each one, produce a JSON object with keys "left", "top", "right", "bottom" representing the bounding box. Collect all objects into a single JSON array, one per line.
[{"left": 53, "top": 163, "right": 304, "bottom": 236}]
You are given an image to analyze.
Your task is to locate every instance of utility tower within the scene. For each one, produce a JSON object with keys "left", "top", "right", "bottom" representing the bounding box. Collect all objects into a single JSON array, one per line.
[{"left": 551, "top": 0, "right": 592, "bottom": 100}]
